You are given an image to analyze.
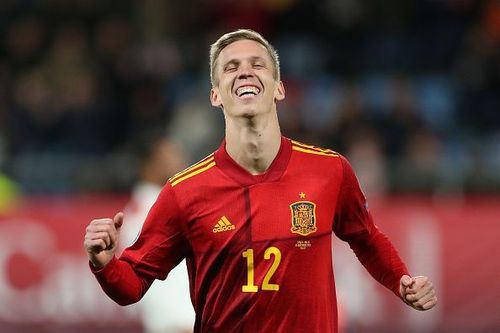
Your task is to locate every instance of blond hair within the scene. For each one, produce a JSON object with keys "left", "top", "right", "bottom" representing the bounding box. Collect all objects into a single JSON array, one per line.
[{"left": 209, "top": 29, "right": 280, "bottom": 86}]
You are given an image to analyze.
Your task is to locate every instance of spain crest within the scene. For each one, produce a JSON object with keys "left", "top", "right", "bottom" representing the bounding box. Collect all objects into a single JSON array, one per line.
[{"left": 290, "top": 201, "right": 317, "bottom": 236}]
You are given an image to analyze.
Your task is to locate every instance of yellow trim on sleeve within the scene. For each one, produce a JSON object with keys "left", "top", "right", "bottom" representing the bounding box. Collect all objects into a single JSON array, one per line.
[
  {"left": 169, "top": 154, "right": 214, "bottom": 184},
  {"left": 291, "top": 140, "right": 338, "bottom": 155},
  {"left": 170, "top": 161, "right": 216, "bottom": 187},
  {"left": 292, "top": 146, "right": 339, "bottom": 157}
]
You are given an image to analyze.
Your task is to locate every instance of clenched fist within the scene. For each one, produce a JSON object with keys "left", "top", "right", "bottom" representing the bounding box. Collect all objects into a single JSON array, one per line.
[
  {"left": 83, "top": 212, "right": 124, "bottom": 269},
  {"left": 400, "top": 275, "right": 437, "bottom": 311}
]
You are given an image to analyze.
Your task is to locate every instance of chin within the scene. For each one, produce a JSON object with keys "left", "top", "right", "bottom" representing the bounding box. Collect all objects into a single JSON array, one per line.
[
  {"left": 230, "top": 104, "right": 260, "bottom": 118},
  {"left": 241, "top": 112, "right": 258, "bottom": 120}
]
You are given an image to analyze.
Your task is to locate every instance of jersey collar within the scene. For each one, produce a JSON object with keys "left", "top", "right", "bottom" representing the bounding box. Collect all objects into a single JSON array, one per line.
[{"left": 214, "top": 136, "right": 292, "bottom": 187}]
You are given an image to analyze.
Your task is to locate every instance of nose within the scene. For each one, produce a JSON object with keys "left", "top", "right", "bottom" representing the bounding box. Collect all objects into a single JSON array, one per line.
[{"left": 237, "top": 62, "right": 254, "bottom": 79}]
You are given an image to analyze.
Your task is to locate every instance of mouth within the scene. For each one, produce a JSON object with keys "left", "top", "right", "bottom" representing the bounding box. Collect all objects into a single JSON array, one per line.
[{"left": 234, "top": 85, "right": 261, "bottom": 98}]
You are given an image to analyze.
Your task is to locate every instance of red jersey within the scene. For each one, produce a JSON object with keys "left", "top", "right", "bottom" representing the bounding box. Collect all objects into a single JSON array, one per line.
[{"left": 92, "top": 137, "right": 409, "bottom": 333}]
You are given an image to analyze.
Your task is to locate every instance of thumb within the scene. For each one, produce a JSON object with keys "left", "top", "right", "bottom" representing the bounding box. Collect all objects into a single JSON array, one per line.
[
  {"left": 113, "top": 212, "right": 124, "bottom": 229},
  {"left": 400, "top": 275, "right": 413, "bottom": 288}
]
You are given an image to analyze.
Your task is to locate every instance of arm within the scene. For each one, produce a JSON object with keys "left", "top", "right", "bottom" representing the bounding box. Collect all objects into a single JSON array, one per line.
[
  {"left": 84, "top": 184, "right": 189, "bottom": 305},
  {"left": 340, "top": 222, "right": 409, "bottom": 297},
  {"left": 333, "top": 156, "right": 437, "bottom": 310},
  {"left": 83, "top": 211, "right": 151, "bottom": 305},
  {"left": 333, "top": 156, "right": 407, "bottom": 296},
  {"left": 89, "top": 256, "right": 154, "bottom": 306}
]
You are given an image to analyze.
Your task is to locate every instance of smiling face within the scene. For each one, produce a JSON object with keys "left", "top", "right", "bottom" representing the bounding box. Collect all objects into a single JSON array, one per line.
[{"left": 210, "top": 39, "right": 285, "bottom": 118}]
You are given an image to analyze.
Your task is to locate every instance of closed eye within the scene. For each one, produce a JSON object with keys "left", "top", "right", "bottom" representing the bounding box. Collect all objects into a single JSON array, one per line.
[
  {"left": 223, "top": 60, "right": 239, "bottom": 72},
  {"left": 252, "top": 60, "right": 265, "bottom": 69},
  {"left": 224, "top": 65, "right": 237, "bottom": 72},
  {"left": 250, "top": 56, "right": 267, "bottom": 69}
]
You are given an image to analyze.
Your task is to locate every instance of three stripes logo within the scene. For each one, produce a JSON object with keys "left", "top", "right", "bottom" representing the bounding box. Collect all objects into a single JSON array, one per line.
[{"left": 213, "top": 216, "right": 235, "bottom": 233}]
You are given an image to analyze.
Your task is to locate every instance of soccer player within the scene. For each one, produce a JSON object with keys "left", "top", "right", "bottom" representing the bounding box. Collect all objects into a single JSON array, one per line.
[{"left": 84, "top": 29, "right": 437, "bottom": 333}]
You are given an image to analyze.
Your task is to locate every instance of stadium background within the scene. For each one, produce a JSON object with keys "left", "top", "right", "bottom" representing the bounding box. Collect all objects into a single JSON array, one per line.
[{"left": 0, "top": 0, "right": 499, "bottom": 332}]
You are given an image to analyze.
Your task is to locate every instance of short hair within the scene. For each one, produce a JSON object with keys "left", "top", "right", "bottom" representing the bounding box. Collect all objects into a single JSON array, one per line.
[{"left": 209, "top": 29, "right": 280, "bottom": 87}]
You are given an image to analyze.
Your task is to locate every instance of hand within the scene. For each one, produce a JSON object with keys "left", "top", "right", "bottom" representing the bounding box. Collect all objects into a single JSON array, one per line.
[
  {"left": 399, "top": 275, "right": 437, "bottom": 311},
  {"left": 83, "top": 212, "right": 124, "bottom": 269}
]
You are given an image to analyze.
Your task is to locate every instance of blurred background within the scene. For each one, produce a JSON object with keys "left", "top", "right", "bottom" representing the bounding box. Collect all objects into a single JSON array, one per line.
[{"left": 0, "top": 0, "right": 499, "bottom": 332}]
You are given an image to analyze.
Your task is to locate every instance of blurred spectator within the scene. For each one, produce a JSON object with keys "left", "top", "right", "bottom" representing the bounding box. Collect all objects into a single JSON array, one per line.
[
  {"left": 208, "top": 0, "right": 275, "bottom": 37},
  {"left": 9, "top": 69, "right": 58, "bottom": 153},
  {"left": 168, "top": 81, "right": 225, "bottom": 162},
  {"left": 4, "top": 17, "right": 46, "bottom": 69},
  {"left": 322, "top": 82, "right": 377, "bottom": 154},
  {"left": 379, "top": 75, "right": 428, "bottom": 159},
  {"left": 393, "top": 128, "right": 443, "bottom": 193},
  {"left": 0, "top": 0, "right": 499, "bottom": 193},
  {"left": 455, "top": 25, "right": 500, "bottom": 136},
  {"left": 119, "top": 131, "right": 195, "bottom": 333},
  {"left": 344, "top": 132, "right": 388, "bottom": 198}
]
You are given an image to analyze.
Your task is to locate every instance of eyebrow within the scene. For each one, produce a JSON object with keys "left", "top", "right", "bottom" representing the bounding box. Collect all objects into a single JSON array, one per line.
[{"left": 249, "top": 56, "right": 266, "bottom": 63}]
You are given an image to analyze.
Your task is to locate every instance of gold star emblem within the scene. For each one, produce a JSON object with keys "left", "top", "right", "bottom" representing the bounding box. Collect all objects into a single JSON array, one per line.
[{"left": 299, "top": 192, "right": 306, "bottom": 199}]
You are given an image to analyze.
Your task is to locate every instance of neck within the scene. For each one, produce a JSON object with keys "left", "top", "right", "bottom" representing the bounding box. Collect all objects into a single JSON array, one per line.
[{"left": 225, "top": 112, "right": 282, "bottom": 175}]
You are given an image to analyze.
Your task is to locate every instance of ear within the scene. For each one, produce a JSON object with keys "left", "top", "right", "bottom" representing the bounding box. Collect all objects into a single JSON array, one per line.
[
  {"left": 274, "top": 81, "right": 285, "bottom": 102},
  {"left": 210, "top": 87, "right": 223, "bottom": 108}
]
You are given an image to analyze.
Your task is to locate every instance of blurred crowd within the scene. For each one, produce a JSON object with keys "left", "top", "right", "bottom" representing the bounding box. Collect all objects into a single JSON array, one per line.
[{"left": 0, "top": 0, "right": 499, "bottom": 195}]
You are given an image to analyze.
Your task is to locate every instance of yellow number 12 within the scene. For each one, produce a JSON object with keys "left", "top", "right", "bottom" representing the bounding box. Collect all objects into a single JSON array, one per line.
[{"left": 242, "top": 246, "right": 281, "bottom": 293}]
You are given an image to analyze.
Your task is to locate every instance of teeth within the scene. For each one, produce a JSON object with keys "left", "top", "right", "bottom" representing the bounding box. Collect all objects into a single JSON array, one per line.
[{"left": 236, "top": 86, "right": 260, "bottom": 97}]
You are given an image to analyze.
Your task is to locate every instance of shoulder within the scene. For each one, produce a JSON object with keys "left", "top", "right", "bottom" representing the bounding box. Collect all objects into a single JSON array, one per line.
[
  {"left": 288, "top": 138, "right": 358, "bottom": 178},
  {"left": 286, "top": 139, "right": 350, "bottom": 181},
  {"left": 289, "top": 139, "right": 341, "bottom": 161},
  {"left": 167, "top": 153, "right": 217, "bottom": 188}
]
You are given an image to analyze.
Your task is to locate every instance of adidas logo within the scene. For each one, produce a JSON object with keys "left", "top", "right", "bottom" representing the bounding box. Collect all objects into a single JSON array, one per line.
[{"left": 213, "top": 216, "right": 235, "bottom": 233}]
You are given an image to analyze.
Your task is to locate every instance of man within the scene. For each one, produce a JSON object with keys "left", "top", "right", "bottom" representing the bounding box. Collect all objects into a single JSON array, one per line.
[
  {"left": 119, "top": 133, "right": 194, "bottom": 333},
  {"left": 84, "top": 29, "right": 437, "bottom": 333}
]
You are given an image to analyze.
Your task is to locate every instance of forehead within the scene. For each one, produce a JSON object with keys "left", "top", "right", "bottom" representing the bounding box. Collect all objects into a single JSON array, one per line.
[{"left": 218, "top": 39, "right": 271, "bottom": 64}]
